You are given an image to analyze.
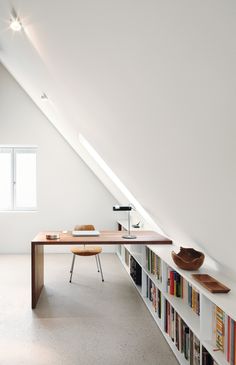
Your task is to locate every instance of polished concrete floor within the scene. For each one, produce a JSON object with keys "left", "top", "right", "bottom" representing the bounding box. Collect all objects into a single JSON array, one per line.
[{"left": 0, "top": 253, "right": 179, "bottom": 365}]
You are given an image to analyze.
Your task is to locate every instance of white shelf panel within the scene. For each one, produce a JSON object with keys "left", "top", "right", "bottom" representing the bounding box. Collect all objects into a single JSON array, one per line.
[
  {"left": 117, "top": 252, "right": 192, "bottom": 365},
  {"left": 147, "top": 244, "right": 236, "bottom": 322},
  {"left": 118, "top": 240, "right": 234, "bottom": 365},
  {"left": 117, "top": 253, "right": 129, "bottom": 272},
  {"left": 164, "top": 292, "right": 200, "bottom": 339},
  {"left": 143, "top": 297, "right": 162, "bottom": 328},
  {"left": 202, "top": 340, "right": 228, "bottom": 365},
  {"left": 164, "top": 333, "right": 190, "bottom": 365},
  {"left": 117, "top": 252, "right": 142, "bottom": 294},
  {"left": 123, "top": 244, "right": 143, "bottom": 267},
  {"left": 142, "top": 265, "right": 163, "bottom": 291}
]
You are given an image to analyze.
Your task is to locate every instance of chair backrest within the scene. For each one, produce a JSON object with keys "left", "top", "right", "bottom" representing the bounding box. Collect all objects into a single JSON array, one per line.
[{"left": 74, "top": 224, "right": 95, "bottom": 231}]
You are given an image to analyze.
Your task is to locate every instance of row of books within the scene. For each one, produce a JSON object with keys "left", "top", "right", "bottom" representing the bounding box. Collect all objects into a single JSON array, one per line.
[
  {"left": 145, "top": 247, "right": 162, "bottom": 281},
  {"left": 213, "top": 305, "right": 236, "bottom": 364},
  {"left": 187, "top": 283, "right": 200, "bottom": 316},
  {"left": 130, "top": 256, "right": 142, "bottom": 286},
  {"left": 202, "top": 347, "right": 218, "bottom": 365},
  {"left": 167, "top": 268, "right": 183, "bottom": 298},
  {"left": 167, "top": 268, "right": 200, "bottom": 315},
  {"left": 164, "top": 299, "right": 200, "bottom": 364},
  {"left": 146, "top": 276, "right": 162, "bottom": 319}
]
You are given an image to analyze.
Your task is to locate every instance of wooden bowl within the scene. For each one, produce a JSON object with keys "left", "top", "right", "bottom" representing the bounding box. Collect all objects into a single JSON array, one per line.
[{"left": 171, "top": 247, "right": 205, "bottom": 271}]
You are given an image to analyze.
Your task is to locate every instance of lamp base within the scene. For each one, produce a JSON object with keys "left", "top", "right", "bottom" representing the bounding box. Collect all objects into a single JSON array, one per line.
[{"left": 122, "top": 234, "right": 137, "bottom": 239}]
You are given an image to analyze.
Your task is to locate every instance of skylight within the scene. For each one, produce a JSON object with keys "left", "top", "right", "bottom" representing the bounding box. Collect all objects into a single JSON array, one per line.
[{"left": 78, "top": 134, "right": 165, "bottom": 236}]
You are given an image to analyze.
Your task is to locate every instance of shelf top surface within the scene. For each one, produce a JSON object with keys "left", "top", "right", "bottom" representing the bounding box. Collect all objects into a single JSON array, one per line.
[
  {"left": 147, "top": 243, "right": 236, "bottom": 321},
  {"left": 32, "top": 230, "right": 172, "bottom": 245}
]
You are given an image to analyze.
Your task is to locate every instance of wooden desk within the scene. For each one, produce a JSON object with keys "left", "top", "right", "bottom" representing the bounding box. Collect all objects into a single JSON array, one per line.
[{"left": 31, "top": 230, "right": 172, "bottom": 308}]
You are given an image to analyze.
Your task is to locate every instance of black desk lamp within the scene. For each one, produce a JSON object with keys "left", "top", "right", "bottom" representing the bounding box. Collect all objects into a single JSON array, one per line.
[{"left": 113, "top": 204, "right": 136, "bottom": 239}]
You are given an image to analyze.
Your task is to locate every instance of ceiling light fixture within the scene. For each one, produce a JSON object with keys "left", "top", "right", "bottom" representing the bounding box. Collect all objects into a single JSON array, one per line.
[
  {"left": 10, "top": 15, "right": 22, "bottom": 32},
  {"left": 41, "top": 93, "right": 48, "bottom": 100}
]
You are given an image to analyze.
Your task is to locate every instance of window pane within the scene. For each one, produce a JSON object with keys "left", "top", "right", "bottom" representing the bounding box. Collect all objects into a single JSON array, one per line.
[
  {"left": 15, "top": 151, "right": 37, "bottom": 209},
  {"left": 0, "top": 151, "right": 12, "bottom": 210}
]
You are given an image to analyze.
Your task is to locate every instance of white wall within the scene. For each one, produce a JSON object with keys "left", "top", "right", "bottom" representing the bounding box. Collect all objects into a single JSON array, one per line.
[
  {"left": 0, "top": 1, "right": 235, "bottom": 274},
  {"left": 0, "top": 63, "right": 118, "bottom": 253}
]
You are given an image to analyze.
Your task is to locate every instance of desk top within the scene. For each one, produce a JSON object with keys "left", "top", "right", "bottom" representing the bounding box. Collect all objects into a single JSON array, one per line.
[{"left": 32, "top": 230, "right": 172, "bottom": 245}]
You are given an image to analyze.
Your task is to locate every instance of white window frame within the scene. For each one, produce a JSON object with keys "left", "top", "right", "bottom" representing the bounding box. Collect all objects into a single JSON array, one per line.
[{"left": 0, "top": 146, "right": 37, "bottom": 212}]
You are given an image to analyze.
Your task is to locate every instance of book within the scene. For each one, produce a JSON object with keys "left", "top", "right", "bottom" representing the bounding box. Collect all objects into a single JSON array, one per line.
[
  {"left": 193, "top": 335, "right": 200, "bottom": 365},
  {"left": 130, "top": 256, "right": 142, "bottom": 286},
  {"left": 213, "top": 305, "right": 236, "bottom": 364},
  {"left": 167, "top": 267, "right": 200, "bottom": 315},
  {"left": 157, "top": 289, "right": 162, "bottom": 319},
  {"left": 227, "top": 316, "right": 231, "bottom": 362},
  {"left": 164, "top": 299, "right": 200, "bottom": 364},
  {"left": 215, "top": 306, "right": 225, "bottom": 352},
  {"left": 146, "top": 247, "right": 162, "bottom": 281},
  {"left": 232, "top": 319, "right": 235, "bottom": 365},
  {"left": 202, "top": 346, "right": 215, "bottom": 365}
]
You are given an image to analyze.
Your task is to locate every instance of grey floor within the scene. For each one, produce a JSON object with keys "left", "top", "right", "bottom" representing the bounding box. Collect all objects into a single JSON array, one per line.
[{"left": 0, "top": 253, "right": 179, "bottom": 365}]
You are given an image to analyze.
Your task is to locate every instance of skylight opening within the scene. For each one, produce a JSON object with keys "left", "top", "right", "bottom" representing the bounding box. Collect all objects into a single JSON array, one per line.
[{"left": 78, "top": 134, "right": 165, "bottom": 236}]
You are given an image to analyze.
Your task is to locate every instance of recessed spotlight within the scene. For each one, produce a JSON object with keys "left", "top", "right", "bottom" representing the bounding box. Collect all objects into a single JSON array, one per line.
[{"left": 10, "top": 17, "right": 22, "bottom": 31}]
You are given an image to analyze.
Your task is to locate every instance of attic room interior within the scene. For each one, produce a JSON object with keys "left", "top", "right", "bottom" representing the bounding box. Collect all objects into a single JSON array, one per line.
[{"left": 0, "top": 1, "right": 235, "bottom": 365}]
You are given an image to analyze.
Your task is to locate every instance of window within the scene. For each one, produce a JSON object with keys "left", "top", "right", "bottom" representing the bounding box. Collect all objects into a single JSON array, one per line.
[{"left": 0, "top": 147, "right": 37, "bottom": 211}]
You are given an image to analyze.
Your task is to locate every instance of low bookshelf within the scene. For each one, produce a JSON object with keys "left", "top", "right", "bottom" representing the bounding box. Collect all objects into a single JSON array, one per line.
[{"left": 116, "top": 226, "right": 236, "bottom": 365}]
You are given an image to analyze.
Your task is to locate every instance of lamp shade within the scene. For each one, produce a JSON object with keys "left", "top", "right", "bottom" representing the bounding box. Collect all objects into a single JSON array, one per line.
[{"left": 113, "top": 205, "right": 132, "bottom": 211}]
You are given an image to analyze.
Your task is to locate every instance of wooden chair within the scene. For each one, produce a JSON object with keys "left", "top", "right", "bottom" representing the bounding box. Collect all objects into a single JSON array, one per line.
[{"left": 69, "top": 225, "right": 104, "bottom": 283}]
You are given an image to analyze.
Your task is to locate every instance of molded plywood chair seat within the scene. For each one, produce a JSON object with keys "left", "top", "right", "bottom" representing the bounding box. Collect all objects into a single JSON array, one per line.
[
  {"left": 71, "top": 246, "right": 102, "bottom": 256},
  {"left": 69, "top": 225, "right": 104, "bottom": 283}
]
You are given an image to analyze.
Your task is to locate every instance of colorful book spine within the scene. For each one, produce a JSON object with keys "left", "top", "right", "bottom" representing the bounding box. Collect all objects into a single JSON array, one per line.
[
  {"left": 187, "top": 283, "right": 200, "bottom": 315},
  {"left": 213, "top": 305, "right": 236, "bottom": 364},
  {"left": 231, "top": 318, "right": 234, "bottom": 365},
  {"left": 216, "top": 306, "right": 225, "bottom": 352},
  {"left": 146, "top": 276, "right": 162, "bottom": 318},
  {"left": 227, "top": 315, "right": 231, "bottom": 362},
  {"left": 146, "top": 247, "right": 162, "bottom": 281},
  {"left": 157, "top": 289, "right": 162, "bottom": 319},
  {"left": 167, "top": 268, "right": 200, "bottom": 316},
  {"left": 168, "top": 268, "right": 183, "bottom": 298}
]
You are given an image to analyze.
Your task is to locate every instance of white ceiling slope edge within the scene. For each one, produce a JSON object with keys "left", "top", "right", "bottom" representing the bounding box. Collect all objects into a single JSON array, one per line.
[{"left": 0, "top": 1, "right": 235, "bottom": 275}]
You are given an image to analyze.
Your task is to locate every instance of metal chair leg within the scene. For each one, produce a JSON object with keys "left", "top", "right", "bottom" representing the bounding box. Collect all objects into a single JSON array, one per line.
[
  {"left": 97, "top": 254, "right": 104, "bottom": 282},
  {"left": 95, "top": 255, "right": 100, "bottom": 272},
  {"left": 69, "top": 254, "right": 76, "bottom": 283}
]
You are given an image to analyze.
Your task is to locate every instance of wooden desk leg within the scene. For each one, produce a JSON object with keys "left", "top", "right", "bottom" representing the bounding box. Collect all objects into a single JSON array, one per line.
[{"left": 31, "top": 243, "right": 44, "bottom": 309}]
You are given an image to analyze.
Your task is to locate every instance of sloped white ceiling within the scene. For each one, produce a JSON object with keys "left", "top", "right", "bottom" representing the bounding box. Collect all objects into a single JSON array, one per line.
[{"left": 0, "top": 1, "right": 235, "bottom": 273}]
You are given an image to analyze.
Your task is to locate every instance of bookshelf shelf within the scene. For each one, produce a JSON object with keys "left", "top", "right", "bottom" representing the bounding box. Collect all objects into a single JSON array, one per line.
[
  {"left": 123, "top": 244, "right": 143, "bottom": 266},
  {"left": 142, "top": 265, "right": 163, "bottom": 291},
  {"left": 164, "top": 333, "right": 190, "bottom": 365},
  {"left": 144, "top": 297, "right": 162, "bottom": 325},
  {"left": 116, "top": 222, "right": 236, "bottom": 365},
  {"left": 148, "top": 244, "right": 236, "bottom": 322},
  {"left": 202, "top": 340, "right": 228, "bottom": 365},
  {"left": 164, "top": 291, "right": 200, "bottom": 339}
]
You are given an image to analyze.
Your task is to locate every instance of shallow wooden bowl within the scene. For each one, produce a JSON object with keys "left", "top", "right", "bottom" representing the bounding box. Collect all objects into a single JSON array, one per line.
[{"left": 171, "top": 247, "right": 205, "bottom": 271}]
